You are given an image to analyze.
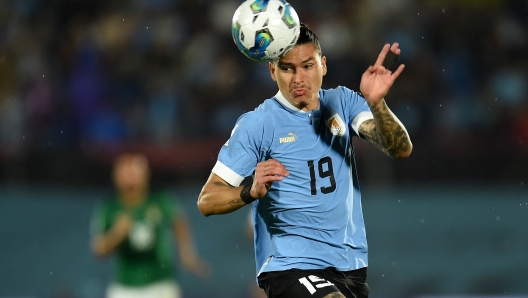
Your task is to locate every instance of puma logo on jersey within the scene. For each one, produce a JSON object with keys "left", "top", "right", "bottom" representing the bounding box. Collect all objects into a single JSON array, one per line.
[
  {"left": 326, "top": 113, "right": 346, "bottom": 137},
  {"left": 280, "top": 132, "right": 296, "bottom": 143}
]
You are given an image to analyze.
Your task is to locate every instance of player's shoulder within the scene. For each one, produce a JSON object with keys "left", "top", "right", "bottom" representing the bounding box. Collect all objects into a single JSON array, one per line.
[
  {"left": 321, "top": 86, "right": 361, "bottom": 100},
  {"left": 94, "top": 196, "right": 120, "bottom": 215},
  {"left": 146, "top": 191, "right": 180, "bottom": 211},
  {"left": 148, "top": 191, "right": 174, "bottom": 203},
  {"left": 321, "top": 86, "right": 366, "bottom": 110},
  {"left": 255, "top": 97, "right": 281, "bottom": 115},
  {"left": 101, "top": 195, "right": 118, "bottom": 207},
  {"left": 236, "top": 97, "right": 279, "bottom": 126}
]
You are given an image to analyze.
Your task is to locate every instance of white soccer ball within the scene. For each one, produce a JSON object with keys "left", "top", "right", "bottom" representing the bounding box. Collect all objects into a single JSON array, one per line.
[{"left": 231, "top": 0, "right": 300, "bottom": 62}]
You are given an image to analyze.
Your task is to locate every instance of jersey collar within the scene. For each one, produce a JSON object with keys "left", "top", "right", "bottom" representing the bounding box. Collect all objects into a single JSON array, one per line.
[
  {"left": 274, "top": 91, "right": 307, "bottom": 113},
  {"left": 274, "top": 90, "right": 324, "bottom": 125}
]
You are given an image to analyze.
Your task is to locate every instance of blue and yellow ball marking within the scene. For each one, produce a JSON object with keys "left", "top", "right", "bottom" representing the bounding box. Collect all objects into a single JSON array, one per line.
[
  {"left": 251, "top": 0, "right": 269, "bottom": 12},
  {"left": 282, "top": 4, "right": 296, "bottom": 27},
  {"left": 249, "top": 30, "right": 272, "bottom": 60}
]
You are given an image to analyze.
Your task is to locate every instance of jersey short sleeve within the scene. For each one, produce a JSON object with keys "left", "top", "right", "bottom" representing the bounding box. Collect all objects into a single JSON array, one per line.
[
  {"left": 336, "top": 86, "right": 373, "bottom": 137},
  {"left": 212, "top": 112, "right": 268, "bottom": 187}
]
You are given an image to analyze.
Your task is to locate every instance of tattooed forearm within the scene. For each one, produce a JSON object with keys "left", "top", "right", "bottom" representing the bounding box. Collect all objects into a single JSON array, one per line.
[
  {"left": 359, "top": 99, "right": 412, "bottom": 158},
  {"left": 228, "top": 199, "right": 244, "bottom": 206},
  {"left": 211, "top": 181, "right": 246, "bottom": 206}
]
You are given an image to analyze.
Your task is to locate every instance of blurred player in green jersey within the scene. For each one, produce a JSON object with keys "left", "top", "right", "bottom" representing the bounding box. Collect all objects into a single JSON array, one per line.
[{"left": 91, "top": 153, "right": 210, "bottom": 298}]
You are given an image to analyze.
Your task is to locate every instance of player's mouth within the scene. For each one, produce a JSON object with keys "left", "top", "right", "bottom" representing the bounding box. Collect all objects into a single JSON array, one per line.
[{"left": 292, "top": 88, "right": 307, "bottom": 96}]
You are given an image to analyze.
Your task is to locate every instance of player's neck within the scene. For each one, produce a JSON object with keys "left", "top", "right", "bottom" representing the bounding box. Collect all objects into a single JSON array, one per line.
[
  {"left": 119, "top": 188, "right": 148, "bottom": 207},
  {"left": 299, "top": 98, "right": 319, "bottom": 112},
  {"left": 276, "top": 90, "right": 320, "bottom": 112}
]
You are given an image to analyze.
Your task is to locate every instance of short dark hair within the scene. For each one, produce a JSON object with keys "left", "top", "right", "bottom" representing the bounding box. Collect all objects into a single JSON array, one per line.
[{"left": 296, "top": 23, "right": 322, "bottom": 56}]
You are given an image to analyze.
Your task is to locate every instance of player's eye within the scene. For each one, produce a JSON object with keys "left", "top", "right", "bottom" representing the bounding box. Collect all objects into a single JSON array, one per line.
[{"left": 304, "top": 64, "right": 313, "bottom": 69}]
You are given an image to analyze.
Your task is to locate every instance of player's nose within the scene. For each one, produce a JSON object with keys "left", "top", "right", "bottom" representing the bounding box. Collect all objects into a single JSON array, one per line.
[{"left": 292, "top": 67, "right": 305, "bottom": 83}]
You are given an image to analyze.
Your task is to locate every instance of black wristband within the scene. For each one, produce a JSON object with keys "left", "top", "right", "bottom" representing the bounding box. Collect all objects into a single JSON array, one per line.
[
  {"left": 240, "top": 184, "right": 257, "bottom": 204},
  {"left": 382, "top": 50, "right": 399, "bottom": 73}
]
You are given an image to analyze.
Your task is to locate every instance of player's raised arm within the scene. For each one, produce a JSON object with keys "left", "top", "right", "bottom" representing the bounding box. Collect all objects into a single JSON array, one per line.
[
  {"left": 197, "top": 159, "right": 289, "bottom": 216},
  {"left": 358, "top": 43, "right": 413, "bottom": 159}
]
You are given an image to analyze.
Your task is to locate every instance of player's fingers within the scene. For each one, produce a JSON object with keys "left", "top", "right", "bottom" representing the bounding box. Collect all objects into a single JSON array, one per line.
[
  {"left": 259, "top": 159, "right": 283, "bottom": 168},
  {"left": 265, "top": 166, "right": 289, "bottom": 177},
  {"left": 369, "top": 64, "right": 386, "bottom": 73},
  {"left": 390, "top": 42, "right": 400, "bottom": 53},
  {"left": 374, "top": 44, "right": 391, "bottom": 66},
  {"left": 391, "top": 64, "right": 405, "bottom": 79},
  {"left": 255, "top": 162, "right": 289, "bottom": 178},
  {"left": 362, "top": 65, "right": 376, "bottom": 77},
  {"left": 260, "top": 160, "right": 288, "bottom": 174},
  {"left": 253, "top": 175, "right": 285, "bottom": 195},
  {"left": 261, "top": 175, "right": 286, "bottom": 183}
]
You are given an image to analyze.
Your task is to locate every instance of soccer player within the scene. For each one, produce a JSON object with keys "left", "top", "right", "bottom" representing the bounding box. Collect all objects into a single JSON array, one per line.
[
  {"left": 91, "top": 153, "right": 210, "bottom": 298},
  {"left": 197, "top": 24, "right": 412, "bottom": 298}
]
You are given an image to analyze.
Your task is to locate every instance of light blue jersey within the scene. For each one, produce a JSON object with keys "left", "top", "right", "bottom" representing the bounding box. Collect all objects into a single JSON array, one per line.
[{"left": 212, "top": 86, "right": 374, "bottom": 278}]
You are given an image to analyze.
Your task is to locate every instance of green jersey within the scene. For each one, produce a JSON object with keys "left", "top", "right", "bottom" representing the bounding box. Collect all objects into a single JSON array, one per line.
[{"left": 91, "top": 192, "right": 180, "bottom": 286}]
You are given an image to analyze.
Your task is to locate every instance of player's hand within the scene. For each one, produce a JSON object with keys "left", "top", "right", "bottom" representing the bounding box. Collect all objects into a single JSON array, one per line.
[
  {"left": 92, "top": 213, "right": 133, "bottom": 256},
  {"left": 360, "top": 43, "right": 405, "bottom": 106},
  {"left": 183, "top": 255, "right": 212, "bottom": 279},
  {"left": 112, "top": 213, "right": 133, "bottom": 238},
  {"left": 251, "top": 159, "right": 289, "bottom": 198}
]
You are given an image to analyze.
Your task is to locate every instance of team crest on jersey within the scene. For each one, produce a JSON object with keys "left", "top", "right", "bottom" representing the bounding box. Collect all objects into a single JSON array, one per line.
[
  {"left": 130, "top": 221, "right": 156, "bottom": 251},
  {"left": 279, "top": 132, "right": 296, "bottom": 143},
  {"left": 326, "top": 113, "right": 347, "bottom": 137}
]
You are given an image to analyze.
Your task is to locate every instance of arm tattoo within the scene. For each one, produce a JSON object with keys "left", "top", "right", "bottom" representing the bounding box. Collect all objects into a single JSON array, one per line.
[
  {"left": 359, "top": 100, "right": 411, "bottom": 158},
  {"left": 212, "top": 181, "right": 246, "bottom": 206},
  {"left": 229, "top": 199, "right": 244, "bottom": 206}
]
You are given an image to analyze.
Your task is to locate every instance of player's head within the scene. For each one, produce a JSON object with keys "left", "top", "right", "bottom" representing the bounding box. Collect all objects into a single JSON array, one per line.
[
  {"left": 113, "top": 153, "right": 150, "bottom": 194},
  {"left": 295, "top": 23, "right": 322, "bottom": 57},
  {"left": 269, "top": 23, "right": 327, "bottom": 112}
]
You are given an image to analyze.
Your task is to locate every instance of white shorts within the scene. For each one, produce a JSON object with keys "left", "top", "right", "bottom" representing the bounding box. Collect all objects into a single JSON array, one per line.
[{"left": 106, "top": 280, "right": 182, "bottom": 298}]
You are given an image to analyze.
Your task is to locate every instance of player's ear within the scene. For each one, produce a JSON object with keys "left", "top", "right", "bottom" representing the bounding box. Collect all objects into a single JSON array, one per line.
[
  {"left": 321, "top": 56, "right": 327, "bottom": 76},
  {"left": 269, "top": 62, "right": 277, "bottom": 81}
]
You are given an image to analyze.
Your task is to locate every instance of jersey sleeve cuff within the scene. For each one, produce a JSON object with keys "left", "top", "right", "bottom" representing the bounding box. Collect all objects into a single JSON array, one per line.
[
  {"left": 351, "top": 111, "right": 374, "bottom": 136},
  {"left": 211, "top": 161, "right": 245, "bottom": 187}
]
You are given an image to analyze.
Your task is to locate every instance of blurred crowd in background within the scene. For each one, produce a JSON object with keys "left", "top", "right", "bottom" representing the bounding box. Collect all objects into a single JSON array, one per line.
[{"left": 0, "top": 0, "right": 527, "bottom": 186}]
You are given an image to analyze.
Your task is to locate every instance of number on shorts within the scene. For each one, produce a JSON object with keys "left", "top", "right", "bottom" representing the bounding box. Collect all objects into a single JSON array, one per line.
[{"left": 298, "top": 275, "right": 335, "bottom": 294}]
